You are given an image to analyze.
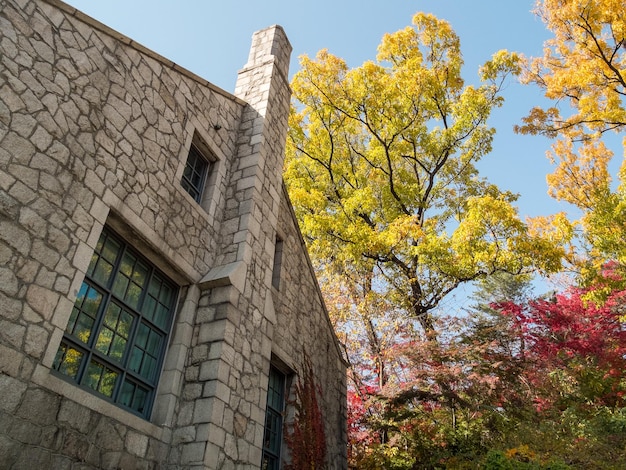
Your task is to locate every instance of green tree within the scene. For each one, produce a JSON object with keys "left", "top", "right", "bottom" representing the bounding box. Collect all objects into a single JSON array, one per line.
[{"left": 285, "top": 12, "right": 565, "bottom": 335}]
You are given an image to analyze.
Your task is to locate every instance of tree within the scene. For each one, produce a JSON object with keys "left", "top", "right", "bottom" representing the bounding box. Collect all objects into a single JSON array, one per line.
[
  {"left": 286, "top": 12, "right": 565, "bottom": 336},
  {"left": 497, "top": 287, "right": 626, "bottom": 410},
  {"left": 517, "top": 0, "right": 626, "bottom": 286},
  {"left": 365, "top": 283, "right": 626, "bottom": 468}
]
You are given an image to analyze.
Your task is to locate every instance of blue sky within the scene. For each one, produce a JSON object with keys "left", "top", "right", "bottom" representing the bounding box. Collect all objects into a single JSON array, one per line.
[{"left": 64, "top": 0, "right": 562, "bottom": 220}]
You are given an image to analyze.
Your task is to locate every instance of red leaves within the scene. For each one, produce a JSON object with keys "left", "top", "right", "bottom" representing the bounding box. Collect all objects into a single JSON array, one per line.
[
  {"left": 498, "top": 289, "right": 626, "bottom": 372},
  {"left": 496, "top": 287, "right": 626, "bottom": 408},
  {"left": 285, "top": 356, "right": 327, "bottom": 470}
]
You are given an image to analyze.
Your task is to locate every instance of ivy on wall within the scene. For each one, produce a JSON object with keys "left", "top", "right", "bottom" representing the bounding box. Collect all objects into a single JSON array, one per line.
[{"left": 285, "top": 353, "right": 327, "bottom": 469}]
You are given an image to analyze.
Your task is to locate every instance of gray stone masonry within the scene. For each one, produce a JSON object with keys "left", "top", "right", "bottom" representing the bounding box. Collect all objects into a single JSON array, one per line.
[{"left": 0, "top": 0, "right": 347, "bottom": 469}]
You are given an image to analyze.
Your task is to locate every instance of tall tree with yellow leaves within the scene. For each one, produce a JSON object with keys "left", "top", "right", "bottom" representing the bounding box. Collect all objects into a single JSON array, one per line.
[
  {"left": 517, "top": 0, "right": 626, "bottom": 287},
  {"left": 285, "top": 12, "right": 565, "bottom": 337}
]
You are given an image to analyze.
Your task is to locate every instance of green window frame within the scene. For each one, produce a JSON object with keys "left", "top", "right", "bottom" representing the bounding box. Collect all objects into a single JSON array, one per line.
[
  {"left": 53, "top": 227, "right": 177, "bottom": 418},
  {"left": 262, "top": 366, "right": 286, "bottom": 470}
]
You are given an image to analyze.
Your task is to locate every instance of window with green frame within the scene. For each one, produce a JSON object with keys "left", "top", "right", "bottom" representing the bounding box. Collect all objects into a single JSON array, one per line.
[
  {"left": 262, "top": 366, "right": 286, "bottom": 470},
  {"left": 53, "top": 227, "right": 178, "bottom": 418}
]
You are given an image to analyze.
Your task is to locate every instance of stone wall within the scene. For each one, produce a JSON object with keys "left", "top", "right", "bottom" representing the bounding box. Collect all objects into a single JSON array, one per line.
[{"left": 0, "top": 0, "right": 346, "bottom": 469}]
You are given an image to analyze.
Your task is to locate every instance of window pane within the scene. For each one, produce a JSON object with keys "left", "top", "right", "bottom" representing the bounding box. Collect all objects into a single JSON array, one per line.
[
  {"left": 92, "top": 259, "right": 114, "bottom": 286},
  {"left": 135, "top": 322, "right": 149, "bottom": 348},
  {"left": 112, "top": 274, "right": 129, "bottom": 300},
  {"left": 181, "top": 145, "right": 209, "bottom": 202},
  {"left": 128, "top": 347, "right": 142, "bottom": 373},
  {"left": 132, "top": 386, "right": 148, "bottom": 414},
  {"left": 109, "top": 335, "right": 127, "bottom": 361},
  {"left": 67, "top": 283, "right": 103, "bottom": 344},
  {"left": 53, "top": 342, "right": 84, "bottom": 379},
  {"left": 143, "top": 276, "right": 174, "bottom": 329},
  {"left": 154, "top": 304, "right": 169, "bottom": 330},
  {"left": 102, "top": 237, "right": 121, "bottom": 263},
  {"left": 143, "top": 295, "right": 157, "bottom": 323},
  {"left": 113, "top": 253, "right": 147, "bottom": 309},
  {"left": 159, "top": 283, "right": 172, "bottom": 304},
  {"left": 95, "top": 327, "right": 113, "bottom": 355},
  {"left": 119, "top": 310, "right": 133, "bottom": 337},
  {"left": 66, "top": 282, "right": 87, "bottom": 333},
  {"left": 120, "top": 380, "right": 134, "bottom": 408},
  {"left": 130, "top": 323, "right": 163, "bottom": 382},
  {"left": 140, "top": 355, "right": 157, "bottom": 381},
  {"left": 82, "top": 286, "right": 102, "bottom": 317},
  {"left": 83, "top": 359, "right": 118, "bottom": 398},
  {"left": 191, "top": 169, "right": 202, "bottom": 187},
  {"left": 119, "top": 252, "right": 135, "bottom": 277},
  {"left": 183, "top": 164, "right": 193, "bottom": 180},
  {"left": 88, "top": 234, "right": 121, "bottom": 286},
  {"left": 87, "top": 252, "right": 99, "bottom": 276},
  {"left": 125, "top": 282, "right": 142, "bottom": 309},
  {"left": 100, "top": 367, "right": 118, "bottom": 397},
  {"left": 96, "top": 302, "right": 133, "bottom": 362},
  {"left": 83, "top": 360, "right": 102, "bottom": 391},
  {"left": 120, "top": 379, "right": 149, "bottom": 415},
  {"left": 146, "top": 328, "right": 161, "bottom": 354},
  {"left": 132, "top": 262, "right": 148, "bottom": 286},
  {"left": 103, "top": 302, "right": 122, "bottom": 328}
]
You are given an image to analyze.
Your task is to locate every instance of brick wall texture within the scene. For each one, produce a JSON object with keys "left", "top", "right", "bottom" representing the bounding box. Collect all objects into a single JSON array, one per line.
[{"left": 0, "top": 0, "right": 347, "bottom": 468}]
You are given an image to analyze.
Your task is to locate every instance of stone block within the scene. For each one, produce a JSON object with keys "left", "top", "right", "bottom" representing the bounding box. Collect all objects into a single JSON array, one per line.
[
  {"left": 93, "top": 418, "right": 125, "bottom": 452},
  {"left": 0, "top": 374, "right": 27, "bottom": 413},
  {"left": 198, "top": 318, "right": 226, "bottom": 344},
  {"left": 24, "top": 323, "right": 49, "bottom": 358},
  {"left": 8, "top": 415, "right": 42, "bottom": 445},
  {"left": 0, "top": 320, "right": 25, "bottom": 349},
  {"left": 61, "top": 429, "right": 90, "bottom": 462},
  {"left": 0, "top": 292, "right": 22, "bottom": 321},
  {"left": 172, "top": 425, "right": 196, "bottom": 445},
  {"left": 16, "top": 387, "right": 59, "bottom": 426},
  {"left": 207, "top": 423, "right": 226, "bottom": 448},
  {"left": 11, "top": 445, "right": 52, "bottom": 470},
  {"left": 57, "top": 399, "right": 93, "bottom": 434},
  {"left": 181, "top": 441, "right": 205, "bottom": 465},
  {"left": 25, "top": 283, "right": 59, "bottom": 320},
  {"left": 0, "top": 344, "right": 22, "bottom": 377},
  {"left": 125, "top": 430, "right": 148, "bottom": 458}
]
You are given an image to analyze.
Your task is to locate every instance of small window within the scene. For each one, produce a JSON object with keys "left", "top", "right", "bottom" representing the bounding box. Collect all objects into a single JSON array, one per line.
[
  {"left": 271, "top": 237, "right": 283, "bottom": 290},
  {"left": 262, "top": 366, "right": 286, "bottom": 470},
  {"left": 181, "top": 144, "right": 210, "bottom": 202},
  {"left": 52, "top": 227, "right": 178, "bottom": 418}
]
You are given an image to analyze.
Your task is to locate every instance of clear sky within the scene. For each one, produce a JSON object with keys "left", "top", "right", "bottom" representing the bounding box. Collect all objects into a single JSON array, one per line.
[{"left": 63, "top": 0, "right": 565, "bottom": 221}]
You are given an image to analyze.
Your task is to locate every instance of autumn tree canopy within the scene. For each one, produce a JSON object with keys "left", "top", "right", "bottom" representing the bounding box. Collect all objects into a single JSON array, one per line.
[
  {"left": 518, "top": 0, "right": 626, "bottom": 286},
  {"left": 285, "top": 12, "right": 565, "bottom": 333}
]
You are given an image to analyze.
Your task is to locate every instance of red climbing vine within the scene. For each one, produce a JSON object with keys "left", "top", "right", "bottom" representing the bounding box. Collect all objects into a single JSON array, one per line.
[{"left": 285, "top": 354, "right": 327, "bottom": 470}]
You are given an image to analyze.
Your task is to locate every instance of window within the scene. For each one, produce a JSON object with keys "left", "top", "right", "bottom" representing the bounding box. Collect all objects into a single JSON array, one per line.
[
  {"left": 53, "top": 227, "right": 177, "bottom": 418},
  {"left": 181, "top": 143, "right": 210, "bottom": 202},
  {"left": 262, "top": 366, "right": 286, "bottom": 470}
]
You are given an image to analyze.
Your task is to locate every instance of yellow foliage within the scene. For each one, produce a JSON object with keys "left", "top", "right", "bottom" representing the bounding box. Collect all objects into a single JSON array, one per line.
[
  {"left": 516, "top": 0, "right": 626, "bottom": 284},
  {"left": 545, "top": 136, "right": 612, "bottom": 209},
  {"left": 286, "top": 12, "right": 565, "bottom": 333}
]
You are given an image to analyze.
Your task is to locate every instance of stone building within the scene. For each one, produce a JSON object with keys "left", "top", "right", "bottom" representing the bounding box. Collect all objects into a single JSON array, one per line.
[{"left": 0, "top": 0, "right": 347, "bottom": 468}]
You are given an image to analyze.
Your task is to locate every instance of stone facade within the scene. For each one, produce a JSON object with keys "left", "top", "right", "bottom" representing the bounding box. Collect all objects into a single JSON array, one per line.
[{"left": 0, "top": 0, "right": 347, "bottom": 468}]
